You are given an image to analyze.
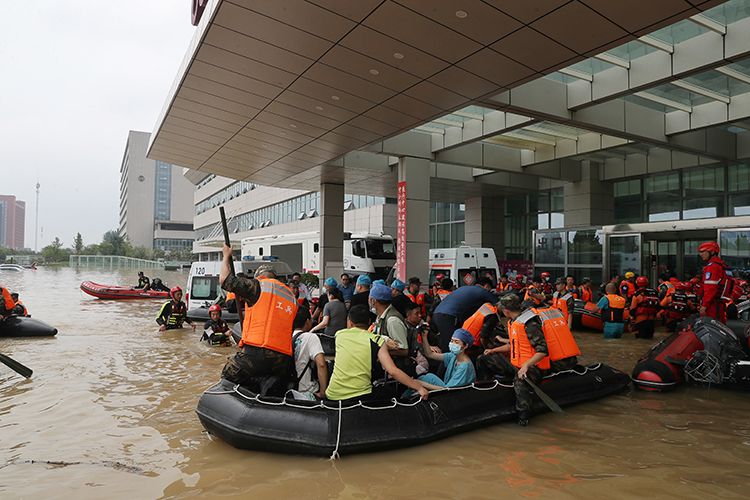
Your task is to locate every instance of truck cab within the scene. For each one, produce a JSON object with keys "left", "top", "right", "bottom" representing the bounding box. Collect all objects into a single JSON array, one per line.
[
  {"left": 429, "top": 247, "right": 499, "bottom": 288},
  {"left": 344, "top": 232, "right": 396, "bottom": 279}
]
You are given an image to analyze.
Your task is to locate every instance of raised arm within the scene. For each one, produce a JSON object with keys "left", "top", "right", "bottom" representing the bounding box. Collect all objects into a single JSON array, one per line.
[{"left": 377, "top": 344, "right": 428, "bottom": 399}]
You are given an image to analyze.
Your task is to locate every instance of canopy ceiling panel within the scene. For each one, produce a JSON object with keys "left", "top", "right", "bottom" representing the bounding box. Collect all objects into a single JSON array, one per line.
[{"left": 149, "top": 0, "right": 718, "bottom": 190}]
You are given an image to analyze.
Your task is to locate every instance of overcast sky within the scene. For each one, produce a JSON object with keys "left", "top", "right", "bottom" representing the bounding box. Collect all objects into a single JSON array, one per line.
[{"left": 0, "top": 1, "right": 196, "bottom": 250}]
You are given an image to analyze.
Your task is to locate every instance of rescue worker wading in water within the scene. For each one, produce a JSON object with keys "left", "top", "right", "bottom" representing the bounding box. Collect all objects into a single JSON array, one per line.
[
  {"left": 156, "top": 287, "right": 194, "bottom": 331},
  {"left": 497, "top": 294, "right": 580, "bottom": 427},
  {"left": 698, "top": 241, "right": 729, "bottom": 323},
  {"left": 219, "top": 244, "right": 298, "bottom": 395}
]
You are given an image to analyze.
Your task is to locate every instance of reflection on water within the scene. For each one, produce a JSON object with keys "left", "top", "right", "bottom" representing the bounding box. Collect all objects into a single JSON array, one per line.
[{"left": 1, "top": 268, "right": 750, "bottom": 498}]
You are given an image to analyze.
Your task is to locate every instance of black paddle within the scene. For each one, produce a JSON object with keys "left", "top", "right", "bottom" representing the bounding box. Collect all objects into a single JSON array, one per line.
[
  {"left": 219, "top": 207, "right": 244, "bottom": 327},
  {"left": 524, "top": 377, "right": 563, "bottom": 413},
  {"left": 0, "top": 352, "right": 33, "bottom": 378}
]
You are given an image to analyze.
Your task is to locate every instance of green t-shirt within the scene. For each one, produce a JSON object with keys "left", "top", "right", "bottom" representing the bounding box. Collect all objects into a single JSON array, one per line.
[{"left": 325, "top": 327, "right": 385, "bottom": 401}]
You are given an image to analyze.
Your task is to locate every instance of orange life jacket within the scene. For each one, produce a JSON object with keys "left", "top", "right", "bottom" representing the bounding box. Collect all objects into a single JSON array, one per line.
[
  {"left": 462, "top": 302, "right": 497, "bottom": 346},
  {"left": 1, "top": 287, "right": 14, "bottom": 313},
  {"left": 631, "top": 288, "right": 660, "bottom": 321},
  {"left": 524, "top": 286, "right": 544, "bottom": 305},
  {"left": 620, "top": 280, "right": 636, "bottom": 299},
  {"left": 496, "top": 282, "right": 511, "bottom": 292},
  {"left": 239, "top": 278, "right": 297, "bottom": 355},
  {"left": 437, "top": 289, "right": 452, "bottom": 299},
  {"left": 579, "top": 287, "right": 593, "bottom": 303},
  {"left": 603, "top": 294, "right": 626, "bottom": 323},
  {"left": 551, "top": 292, "right": 572, "bottom": 323},
  {"left": 404, "top": 291, "right": 427, "bottom": 316},
  {"left": 226, "top": 292, "right": 236, "bottom": 301},
  {"left": 509, "top": 307, "right": 581, "bottom": 370}
]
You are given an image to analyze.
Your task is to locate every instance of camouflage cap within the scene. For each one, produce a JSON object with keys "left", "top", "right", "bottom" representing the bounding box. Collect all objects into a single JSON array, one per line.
[{"left": 254, "top": 264, "right": 276, "bottom": 278}]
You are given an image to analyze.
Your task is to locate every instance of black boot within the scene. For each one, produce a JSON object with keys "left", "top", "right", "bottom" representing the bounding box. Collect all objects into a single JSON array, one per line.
[{"left": 518, "top": 412, "right": 529, "bottom": 427}]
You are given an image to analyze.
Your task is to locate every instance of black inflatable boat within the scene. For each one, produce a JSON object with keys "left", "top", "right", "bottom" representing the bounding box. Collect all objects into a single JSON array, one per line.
[
  {"left": 196, "top": 363, "right": 629, "bottom": 456},
  {"left": 0, "top": 316, "right": 58, "bottom": 337},
  {"left": 187, "top": 306, "right": 239, "bottom": 323}
]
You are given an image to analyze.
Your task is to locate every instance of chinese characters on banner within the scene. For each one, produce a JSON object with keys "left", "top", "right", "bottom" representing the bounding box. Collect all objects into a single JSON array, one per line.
[{"left": 397, "top": 181, "right": 407, "bottom": 280}]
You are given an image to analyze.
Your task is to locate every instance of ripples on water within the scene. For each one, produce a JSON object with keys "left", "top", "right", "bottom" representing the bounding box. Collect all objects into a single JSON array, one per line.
[{"left": 1, "top": 268, "right": 749, "bottom": 499}]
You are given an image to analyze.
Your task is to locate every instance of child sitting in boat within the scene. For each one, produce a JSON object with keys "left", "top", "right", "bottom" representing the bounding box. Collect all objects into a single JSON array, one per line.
[
  {"left": 202, "top": 304, "right": 232, "bottom": 346},
  {"left": 417, "top": 328, "right": 476, "bottom": 390}
]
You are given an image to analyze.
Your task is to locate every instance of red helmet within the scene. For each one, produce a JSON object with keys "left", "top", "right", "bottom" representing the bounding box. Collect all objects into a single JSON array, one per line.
[
  {"left": 516, "top": 275, "right": 524, "bottom": 282},
  {"left": 208, "top": 304, "right": 221, "bottom": 314},
  {"left": 435, "top": 274, "right": 445, "bottom": 282},
  {"left": 698, "top": 241, "right": 720, "bottom": 254},
  {"left": 170, "top": 286, "right": 182, "bottom": 298},
  {"left": 540, "top": 272, "right": 550, "bottom": 280},
  {"left": 635, "top": 276, "right": 649, "bottom": 288},
  {"left": 675, "top": 282, "right": 690, "bottom": 292}
]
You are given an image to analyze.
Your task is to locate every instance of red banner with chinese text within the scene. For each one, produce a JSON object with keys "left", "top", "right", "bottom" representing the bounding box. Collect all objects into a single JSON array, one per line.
[{"left": 397, "top": 181, "right": 407, "bottom": 280}]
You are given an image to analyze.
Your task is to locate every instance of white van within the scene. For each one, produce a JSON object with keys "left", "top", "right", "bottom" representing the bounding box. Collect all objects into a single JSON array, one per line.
[
  {"left": 428, "top": 247, "right": 500, "bottom": 288},
  {"left": 185, "top": 258, "right": 294, "bottom": 310}
]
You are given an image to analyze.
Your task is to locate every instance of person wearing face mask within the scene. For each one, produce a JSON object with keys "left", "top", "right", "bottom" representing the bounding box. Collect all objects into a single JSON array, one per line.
[
  {"left": 415, "top": 328, "right": 476, "bottom": 390},
  {"left": 312, "top": 277, "right": 337, "bottom": 323}
]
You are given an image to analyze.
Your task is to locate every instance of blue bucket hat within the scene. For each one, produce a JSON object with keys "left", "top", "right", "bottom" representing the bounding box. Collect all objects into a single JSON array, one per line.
[
  {"left": 356, "top": 275, "right": 372, "bottom": 286},
  {"left": 391, "top": 279, "right": 405, "bottom": 292},
  {"left": 451, "top": 328, "right": 474, "bottom": 348},
  {"left": 370, "top": 283, "right": 392, "bottom": 302},
  {"left": 324, "top": 277, "right": 337, "bottom": 288}
]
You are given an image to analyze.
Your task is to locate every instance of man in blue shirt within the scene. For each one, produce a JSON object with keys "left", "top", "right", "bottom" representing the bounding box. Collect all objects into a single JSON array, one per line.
[
  {"left": 433, "top": 277, "right": 497, "bottom": 351},
  {"left": 338, "top": 273, "right": 355, "bottom": 302}
]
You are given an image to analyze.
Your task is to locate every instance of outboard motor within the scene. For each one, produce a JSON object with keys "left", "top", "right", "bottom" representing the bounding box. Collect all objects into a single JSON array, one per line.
[{"left": 632, "top": 316, "right": 748, "bottom": 391}]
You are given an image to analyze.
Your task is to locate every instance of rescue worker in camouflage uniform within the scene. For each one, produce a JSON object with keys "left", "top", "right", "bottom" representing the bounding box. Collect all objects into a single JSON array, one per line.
[
  {"left": 498, "top": 294, "right": 580, "bottom": 427},
  {"left": 219, "top": 245, "right": 297, "bottom": 394}
]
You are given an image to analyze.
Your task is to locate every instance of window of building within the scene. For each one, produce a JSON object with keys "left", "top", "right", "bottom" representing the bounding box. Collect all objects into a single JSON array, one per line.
[{"left": 645, "top": 172, "right": 680, "bottom": 222}]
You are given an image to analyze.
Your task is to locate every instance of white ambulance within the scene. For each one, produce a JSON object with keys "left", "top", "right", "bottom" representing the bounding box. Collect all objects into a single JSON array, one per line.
[{"left": 428, "top": 247, "right": 500, "bottom": 288}]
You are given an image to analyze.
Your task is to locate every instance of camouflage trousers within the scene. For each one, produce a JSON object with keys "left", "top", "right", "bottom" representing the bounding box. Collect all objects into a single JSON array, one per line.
[{"left": 221, "top": 346, "right": 293, "bottom": 396}]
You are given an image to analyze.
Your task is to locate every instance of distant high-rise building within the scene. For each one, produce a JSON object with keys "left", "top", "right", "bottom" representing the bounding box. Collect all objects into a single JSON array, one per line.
[
  {"left": 0, "top": 195, "right": 26, "bottom": 250},
  {"left": 118, "top": 131, "right": 194, "bottom": 252}
]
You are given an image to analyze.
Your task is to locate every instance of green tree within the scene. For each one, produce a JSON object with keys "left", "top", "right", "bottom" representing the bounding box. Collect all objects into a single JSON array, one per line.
[
  {"left": 41, "top": 237, "right": 71, "bottom": 263},
  {"left": 73, "top": 232, "right": 84, "bottom": 254},
  {"left": 101, "top": 230, "right": 130, "bottom": 256}
]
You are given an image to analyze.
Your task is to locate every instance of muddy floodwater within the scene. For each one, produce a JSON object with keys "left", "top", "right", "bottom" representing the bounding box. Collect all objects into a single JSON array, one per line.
[{"left": 1, "top": 267, "right": 750, "bottom": 499}]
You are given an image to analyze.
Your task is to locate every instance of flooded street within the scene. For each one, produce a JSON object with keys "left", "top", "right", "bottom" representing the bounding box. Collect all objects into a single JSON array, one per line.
[{"left": 1, "top": 267, "right": 749, "bottom": 499}]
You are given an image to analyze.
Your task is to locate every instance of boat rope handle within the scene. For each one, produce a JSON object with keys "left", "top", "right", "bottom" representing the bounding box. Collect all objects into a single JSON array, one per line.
[
  {"left": 203, "top": 378, "right": 516, "bottom": 411},
  {"left": 330, "top": 400, "right": 342, "bottom": 461}
]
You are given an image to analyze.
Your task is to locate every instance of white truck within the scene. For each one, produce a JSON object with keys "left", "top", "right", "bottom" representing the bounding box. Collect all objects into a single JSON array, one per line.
[
  {"left": 429, "top": 246, "right": 500, "bottom": 288},
  {"left": 241, "top": 231, "right": 396, "bottom": 279}
]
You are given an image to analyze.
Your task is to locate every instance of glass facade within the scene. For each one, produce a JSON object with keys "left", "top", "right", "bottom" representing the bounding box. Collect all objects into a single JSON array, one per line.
[
  {"left": 505, "top": 189, "right": 563, "bottom": 260},
  {"left": 195, "top": 192, "right": 387, "bottom": 240},
  {"left": 154, "top": 161, "right": 172, "bottom": 220},
  {"left": 535, "top": 228, "right": 603, "bottom": 285},
  {"left": 615, "top": 164, "right": 750, "bottom": 224},
  {"left": 154, "top": 238, "right": 193, "bottom": 252},
  {"left": 720, "top": 229, "right": 750, "bottom": 278},
  {"left": 196, "top": 181, "right": 259, "bottom": 215},
  {"left": 429, "top": 202, "right": 465, "bottom": 248}
]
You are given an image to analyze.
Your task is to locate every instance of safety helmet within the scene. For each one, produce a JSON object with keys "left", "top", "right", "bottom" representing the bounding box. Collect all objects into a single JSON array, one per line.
[
  {"left": 208, "top": 304, "right": 221, "bottom": 314},
  {"left": 624, "top": 271, "right": 635, "bottom": 279},
  {"left": 516, "top": 275, "right": 524, "bottom": 282},
  {"left": 170, "top": 286, "right": 182, "bottom": 298},
  {"left": 636, "top": 276, "right": 649, "bottom": 288},
  {"left": 698, "top": 241, "right": 720, "bottom": 254},
  {"left": 540, "top": 272, "right": 550, "bottom": 280},
  {"left": 435, "top": 274, "right": 445, "bottom": 282}
]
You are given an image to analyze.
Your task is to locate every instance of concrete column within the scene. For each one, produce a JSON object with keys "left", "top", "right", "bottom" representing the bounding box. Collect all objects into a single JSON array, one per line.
[
  {"left": 563, "top": 160, "right": 614, "bottom": 227},
  {"left": 319, "top": 182, "right": 344, "bottom": 280},
  {"left": 465, "top": 196, "right": 504, "bottom": 256},
  {"left": 397, "top": 157, "right": 430, "bottom": 283}
]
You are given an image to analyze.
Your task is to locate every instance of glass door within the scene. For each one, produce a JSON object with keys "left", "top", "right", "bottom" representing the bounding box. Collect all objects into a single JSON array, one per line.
[{"left": 608, "top": 234, "right": 641, "bottom": 279}]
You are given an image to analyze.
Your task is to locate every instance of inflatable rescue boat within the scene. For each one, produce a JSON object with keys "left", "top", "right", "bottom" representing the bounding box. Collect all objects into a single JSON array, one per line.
[
  {"left": 571, "top": 300, "right": 603, "bottom": 331},
  {"left": 80, "top": 281, "right": 170, "bottom": 300},
  {"left": 197, "top": 363, "right": 629, "bottom": 456},
  {"left": 0, "top": 316, "right": 58, "bottom": 337},
  {"left": 632, "top": 316, "right": 750, "bottom": 391}
]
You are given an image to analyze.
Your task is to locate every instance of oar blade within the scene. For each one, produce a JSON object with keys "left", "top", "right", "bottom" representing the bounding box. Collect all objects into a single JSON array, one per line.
[
  {"left": 0, "top": 353, "right": 33, "bottom": 378},
  {"left": 526, "top": 378, "right": 563, "bottom": 413}
]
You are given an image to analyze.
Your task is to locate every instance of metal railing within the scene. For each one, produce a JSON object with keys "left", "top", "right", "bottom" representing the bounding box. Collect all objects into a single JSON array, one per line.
[{"left": 69, "top": 255, "right": 165, "bottom": 269}]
